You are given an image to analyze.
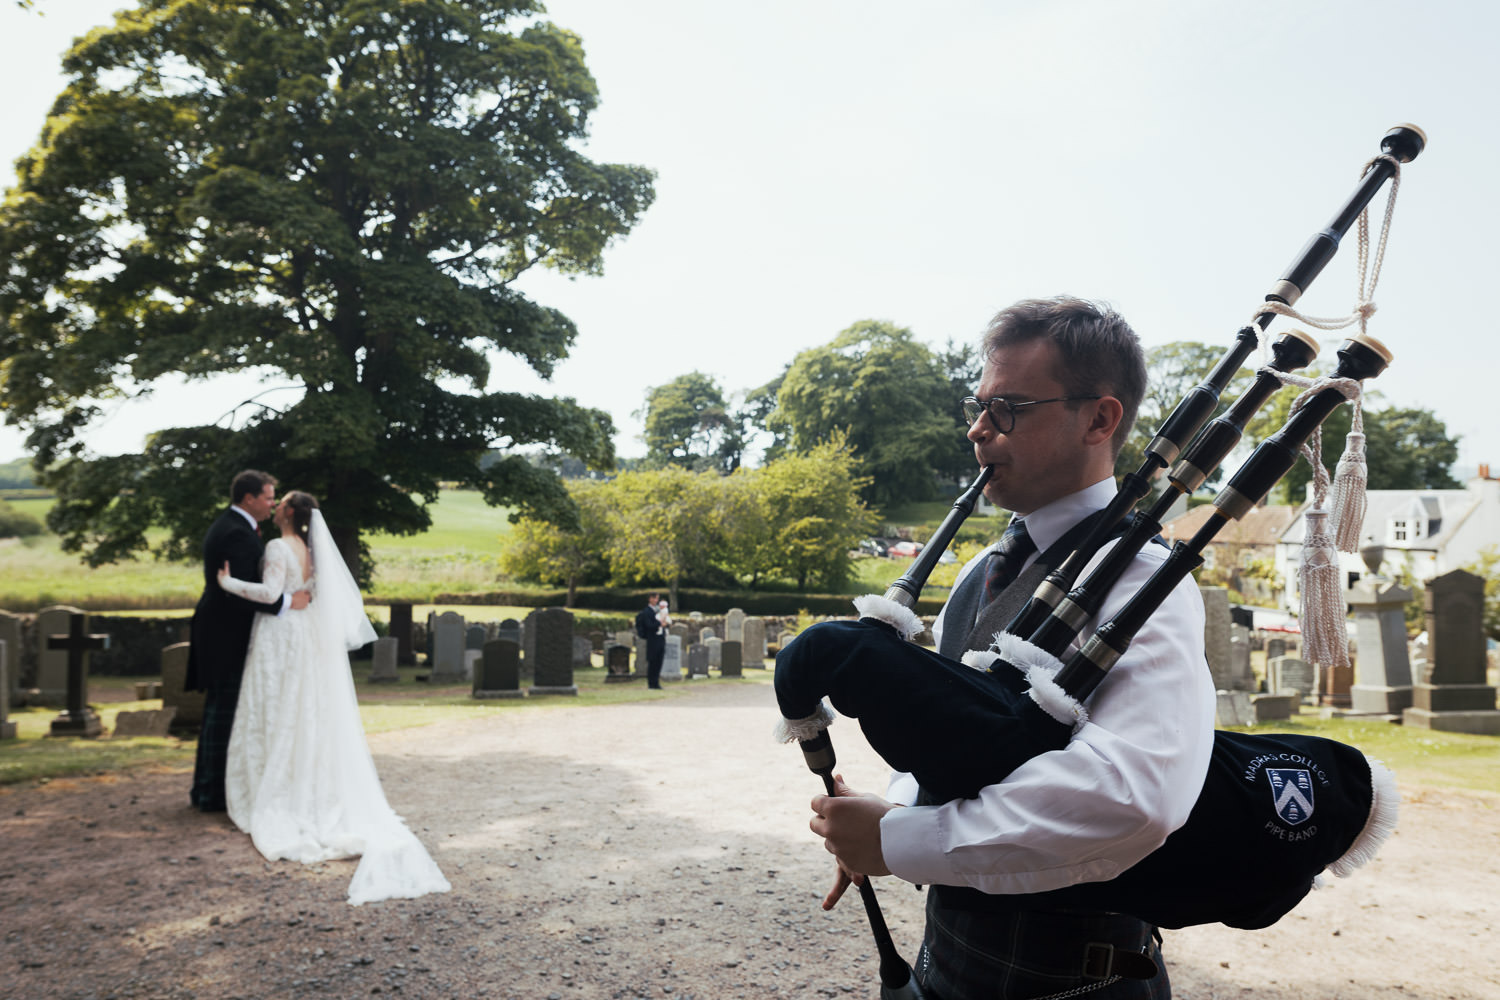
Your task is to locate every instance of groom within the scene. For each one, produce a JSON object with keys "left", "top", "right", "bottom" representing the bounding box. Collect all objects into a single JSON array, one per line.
[{"left": 186, "top": 469, "right": 310, "bottom": 812}]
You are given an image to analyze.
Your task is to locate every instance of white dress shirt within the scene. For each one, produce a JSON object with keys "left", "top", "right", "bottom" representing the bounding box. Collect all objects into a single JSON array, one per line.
[
  {"left": 231, "top": 505, "right": 289, "bottom": 615},
  {"left": 879, "top": 478, "right": 1215, "bottom": 895}
]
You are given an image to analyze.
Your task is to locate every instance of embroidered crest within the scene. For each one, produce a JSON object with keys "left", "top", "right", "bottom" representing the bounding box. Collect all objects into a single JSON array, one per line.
[{"left": 1267, "top": 768, "right": 1315, "bottom": 826}]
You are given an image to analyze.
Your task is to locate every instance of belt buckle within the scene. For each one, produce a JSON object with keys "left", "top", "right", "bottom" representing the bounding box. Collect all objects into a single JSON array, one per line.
[{"left": 1082, "top": 942, "right": 1115, "bottom": 979}]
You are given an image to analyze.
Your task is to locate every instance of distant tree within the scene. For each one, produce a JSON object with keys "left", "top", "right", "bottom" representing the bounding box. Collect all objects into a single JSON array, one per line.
[
  {"left": 935, "top": 337, "right": 984, "bottom": 488},
  {"left": 741, "top": 370, "right": 787, "bottom": 462},
  {"left": 500, "top": 480, "right": 612, "bottom": 606},
  {"left": 1116, "top": 341, "right": 1253, "bottom": 490},
  {"left": 0, "top": 457, "right": 35, "bottom": 490},
  {"left": 767, "top": 321, "right": 953, "bottom": 506},
  {"left": 0, "top": 499, "right": 44, "bottom": 539},
  {"left": 0, "top": 1, "right": 654, "bottom": 580},
  {"left": 751, "top": 436, "right": 876, "bottom": 591},
  {"left": 640, "top": 372, "right": 742, "bottom": 473},
  {"left": 602, "top": 467, "right": 723, "bottom": 607},
  {"left": 1463, "top": 546, "right": 1500, "bottom": 642}
]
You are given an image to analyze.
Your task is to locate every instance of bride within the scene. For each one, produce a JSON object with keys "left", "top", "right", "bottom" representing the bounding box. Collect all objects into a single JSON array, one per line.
[{"left": 217, "top": 490, "right": 450, "bottom": 905}]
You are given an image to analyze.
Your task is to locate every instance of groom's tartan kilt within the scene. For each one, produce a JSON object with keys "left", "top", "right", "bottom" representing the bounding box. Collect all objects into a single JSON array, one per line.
[{"left": 190, "top": 682, "right": 240, "bottom": 810}]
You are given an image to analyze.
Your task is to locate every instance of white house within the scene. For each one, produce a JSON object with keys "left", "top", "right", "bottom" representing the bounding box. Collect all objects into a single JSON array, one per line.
[{"left": 1274, "top": 468, "right": 1500, "bottom": 610}]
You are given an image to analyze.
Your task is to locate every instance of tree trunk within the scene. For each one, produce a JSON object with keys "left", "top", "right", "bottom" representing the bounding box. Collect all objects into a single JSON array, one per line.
[{"left": 566, "top": 575, "right": 577, "bottom": 608}]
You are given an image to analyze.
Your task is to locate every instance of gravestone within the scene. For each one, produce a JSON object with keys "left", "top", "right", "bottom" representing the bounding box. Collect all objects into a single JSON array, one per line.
[
  {"left": 1267, "top": 655, "right": 1315, "bottom": 701},
  {"left": 1251, "top": 693, "right": 1298, "bottom": 722},
  {"left": 368, "top": 637, "right": 400, "bottom": 683},
  {"left": 474, "top": 639, "right": 525, "bottom": 699},
  {"left": 699, "top": 627, "right": 716, "bottom": 645},
  {"left": 1200, "top": 587, "right": 1235, "bottom": 692},
  {"left": 159, "top": 642, "right": 203, "bottom": 730},
  {"left": 388, "top": 603, "right": 415, "bottom": 665},
  {"left": 35, "top": 605, "right": 84, "bottom": 707},
  {"left": 634, "top": 637, "right": 648, "bottom": 677},
  {"left": 604, "top": 643, "right": 634, "bottom": 682},
  {"left": 113, "top": 707, "right": 177, "bottom": 738},
  {"left": 133, "top": 681, "right": 162, "bottom": 700},
  {"left": 1266, "top": 636, "right": 1288, "bottom": 662},
  {"left": 687, "top": 642, "right": 709, "bottom": 678},
  {"left": 1404, "top": 570, "right": 1500, "bottom": 733},
  {"left": 669, "top": 623, "right": 690, "bottom": 641},
  {"left": 688, "top": 611, "right": 703, "bottom": 623},
  {"left": 0, "top": 639, "right": 15, "bottom": 739},
  {"left": 0, "top": 611, "right": 23, "bottom": 704},
  {"left": 589, "top": 629, "right": 606, "bottom": 652},
  {"left": 742, "top": 617, "right": 767, "bottom": 668},
  {"left": 466, "top": 624, "right": 487, "bottom": 650},
  {"left": 1214, "top": 690, "right": 1253, "bottom": 727},
  {"left": 529, "top": 608, "right": 577, "bottom": 695},
  {"left": 499, "top": 618, "right": 523, "bottom": 647},
  {"left": 726, "top": 608, "right": 746, "bottom": 644},
  {"left": 705, "top": 636, "right": 723, "bottom": 669},
  {"left": 523, "top": 611, "right": 540, "bottom": 674},
  {"left": 44, "top": 611, "right": 107, "bottom": 737},
  {"left": 429, "top": 612, "right": 467, "bottom": 682},
  {"left": 573, "top": 635, "right": 593, "bottom": 670},
  {"left": 661, "top": 635, "right": 683, "bottom": 682},
  {"left": 1227, "top": 624, "right": 1254, "bottom": 691},
  {"left": 720, "top": 640, "right": 743, "bottom": 678}
]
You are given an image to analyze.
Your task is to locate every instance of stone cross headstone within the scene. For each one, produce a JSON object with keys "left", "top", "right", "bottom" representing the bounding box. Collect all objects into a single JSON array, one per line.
[
  {"left": 159, "top": 642, "right": 202, "bottom": 730},
  {"left": 529, "top": 608, "right": 577, "bottom": 695},
  {"left": 0, "top": 611, "right": 23, "bottom": 706},
  {"left": 705, "top": 636, "right": 723, "bottom": 670},
  {"left": 44, "top": 611, "right": 107, "bottom": 737},
  {"left": 725, "top": 608, "right": 746, "bottom": 644},
  {"left": 112, "top": 707, "right": 177, "bottom": 738},
  {"left": 429, "top": 611, "right": 467, "bottom": 682},
  {"left": 1404, "top": 569, "right": 1500, "bottom": 733},
  {"left": 35, "top": 605, "right": 84, "bottom": 707},
  {"left": 720, "top": 639, "right": 743, "bottom": 678},
  {"left": 474, "top": 639, "right": 525, "bottom": 699},
  {"left": 368, "top": 636, "right": 400, "bottom": 683},
  {"left": 661, "top": 635, "right": 683, "bottom": 682},
  {"left": 1268, "top": 655, "right": 1315, "bottom": 701},
  {"left": 687, "top": 642, "right": 709, "bottom": 678},
  {"left": 604, "top": 643, "right": 633, "bottom": 682},
  {"left": 0, "top": 639, "right": 15, "bottom": 740},
  {"left": 742, "top": 617, "right": 767, "bottom": 668},
  {"left": 388, "top": 603, "right": 415, "bottom": 665}
]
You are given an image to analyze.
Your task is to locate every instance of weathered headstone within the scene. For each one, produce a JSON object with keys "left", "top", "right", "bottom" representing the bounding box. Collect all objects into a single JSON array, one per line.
[
  {"left": 1227, "top": 624, "right": 1254, "bottom": 692},
  {"left": 112, "top": 707, "right": 177, "bottom": 738},
  {"left": 1266, "top": 636, "right": 1288, "bottom": 662},
  {"left": 499, "top": 618, "right": 523, "bottom": 647},
  {"left": 474, "top": 639, "right": 525, "bottom": 699},
  {"left": 669, "top": 623, "right": 689, "bottom": 641},
  {"left": 573, "top": 635, "right": 594, "bottom": 670},
  {"left": 721, "top": 640, "right": 743, "bottom": 678},
  {"left": 705, "top": 636, "right": 723, "bottom": 669},
  {"left": 699, "top": 627, "right": 716, "bottom": 645},
  {"left": 368, "top": 636, "right": 400, "bottom": 683},
  {"left": 0, "top": 639, "right": 15, "bottom": 740},
  {"left": 1200, "top": 587, "right": 1235, "bottom": 692},
  {"left": 529, "top": 608, "right": 577, "bottom": 695},
  {"left": 0, "top": 611, "right": 23, "bottom": 705},
  {"left": 1214, "top": 690, "right": 1253, "bottom": 727},
  {"left": 1251, "top": 693, "right": 1297, "bottom": 722},
  {"left": 687, "top": 642, "right": 709, "bottom": 678},
  {"left": 742, "top": 617, "right": 767, "bottom": 668},
  {"left": 604, "top": 643, "right": 633, "bottom": 682},
  {"left": 1404, "top": 570, "right": 1500, "bottom": 733},
  {"left": 661, "top": 635, "right": 683, "bottom": 683},
  {"left": 635, "top": 637, "right": 648, "bottom": 677},
  {"left": 34, "top": 605, "right": 82, "bottom": 707},
  {"left": 688, "top": 611, "right": 703, "bottom": 623},
  {"left": 725, "top": 608, "right": 746, "bottom": 644},
  {"left": 589, "top": 629, "right": 606, "bottom": 652},
  {"left": 160, "top": 642, "right": 203, "bottom": 730},
  {"left": 1267, "top": 655, "right": 1315, "bottom": 701},
  {"left": 523, "top": 610, "right": 540, "bottom": 674},
  {"left": 465, "top": 624, "right": 487, "bottom": 650},
  {"left": 429, "top": 611, "right": 467, "bottom": 682},
  {"left": 44, "top": 611, "right": 107, "bottom": 737},
  {"left": 388, "top": 603, "right": 415, "bottom": 665},
  {"left": 133, "top": 681, "right": 162, "bottom": 700}
]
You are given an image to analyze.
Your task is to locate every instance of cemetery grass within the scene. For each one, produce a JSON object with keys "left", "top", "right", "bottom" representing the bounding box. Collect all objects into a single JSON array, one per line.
[{"left": 0, "top": 664, "right": 776, "bottom": 786}]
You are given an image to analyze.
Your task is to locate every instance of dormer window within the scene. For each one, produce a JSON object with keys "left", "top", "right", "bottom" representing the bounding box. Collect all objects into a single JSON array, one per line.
[{"left": 1392, "top": 519, "right": 1407, "bottom": 542}]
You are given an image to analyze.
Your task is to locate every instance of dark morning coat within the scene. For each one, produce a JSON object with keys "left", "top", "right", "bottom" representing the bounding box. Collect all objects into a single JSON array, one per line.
[{"left": 184, "top": 507, "right": 283, "bottom": 692}]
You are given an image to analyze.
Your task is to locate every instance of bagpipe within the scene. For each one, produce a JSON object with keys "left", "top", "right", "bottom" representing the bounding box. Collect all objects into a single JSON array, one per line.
[{"left": 774, "top": 124, "right": 1424, "bottom": 997}]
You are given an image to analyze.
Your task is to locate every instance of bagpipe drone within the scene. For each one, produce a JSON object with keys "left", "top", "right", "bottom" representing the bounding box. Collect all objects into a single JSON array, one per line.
[{"left": 774, "top": 124, "right": 1425, "bottom": 999}]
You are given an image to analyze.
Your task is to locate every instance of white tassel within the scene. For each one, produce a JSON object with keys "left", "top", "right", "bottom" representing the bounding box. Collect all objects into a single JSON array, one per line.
[
  {"left": 1329, "top": 412, "right": 1369, "bottom": 553},
  {"left": 1299, "top": 508, "right": 1349, "bottom": 669}
]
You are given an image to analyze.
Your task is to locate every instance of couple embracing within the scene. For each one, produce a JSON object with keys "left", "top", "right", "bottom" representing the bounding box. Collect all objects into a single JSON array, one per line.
[{"left": 186, "top": 470, "right": 449, "bottom": 905}]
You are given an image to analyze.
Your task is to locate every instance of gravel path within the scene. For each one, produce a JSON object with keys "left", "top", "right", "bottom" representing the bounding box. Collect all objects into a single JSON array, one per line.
[{"left": 3, "top": 679, "right": 1497, "bottom": 999}]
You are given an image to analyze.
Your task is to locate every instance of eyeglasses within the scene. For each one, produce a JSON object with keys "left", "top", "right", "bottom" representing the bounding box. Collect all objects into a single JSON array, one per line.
[{"left": 961, "top": 394, "right": 1103, "bottom": 435}]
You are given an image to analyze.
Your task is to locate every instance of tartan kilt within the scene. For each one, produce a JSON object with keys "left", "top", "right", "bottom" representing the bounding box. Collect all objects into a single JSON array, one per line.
[{"left": 190, "top": 684, "right": 239, "bottom": 811}]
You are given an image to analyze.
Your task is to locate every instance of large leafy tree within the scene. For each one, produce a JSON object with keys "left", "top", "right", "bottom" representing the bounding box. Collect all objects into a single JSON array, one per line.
[
  {"left": 602, "top": 466, "right": 724, "bottom": 608},
  {"left": 767, "top": 321, "right": 954, "bottom": 507},
  {"left": 640, "top": 371, "right": 742, "bottom": 473},
  {"left": 750, "top": 436, "right": 875, "bottom": 591},
  {"left": 500, "top": 478, "right": 611, "bottom": 607},
  {"left": 0, "top": 0, "right": 654, "bottom": 577}
]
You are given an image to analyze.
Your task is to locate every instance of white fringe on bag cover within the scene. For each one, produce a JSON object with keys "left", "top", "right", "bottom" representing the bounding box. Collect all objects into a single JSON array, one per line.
[
  {"left": 773, "top": 699, "right": 836, "bottom": 744},
  {"left": 851, "top": 594, "right": 926, "bottom": 641},
  {"left": 987, "top": 631, "right": 1089, "bottom": 733},
  {"left": 1323, "top": 756, "right": 1400, "bottom": 882}
]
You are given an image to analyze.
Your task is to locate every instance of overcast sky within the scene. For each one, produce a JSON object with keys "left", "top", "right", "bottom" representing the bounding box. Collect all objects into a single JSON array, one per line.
[{"left": 2, "top": 0, "right": 1496, "bottom": 474}]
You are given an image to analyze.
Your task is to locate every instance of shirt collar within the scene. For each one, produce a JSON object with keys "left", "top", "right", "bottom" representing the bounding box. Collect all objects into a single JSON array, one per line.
[
  {"left": 230, "top": 504, "right": 259, "bottom": 530},
  {"left": 1008, "top": 477, "right": 1116, "bottom": 556}
]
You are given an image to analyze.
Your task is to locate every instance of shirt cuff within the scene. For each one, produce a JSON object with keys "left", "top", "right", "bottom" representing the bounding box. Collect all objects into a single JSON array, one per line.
[{"left": 879, "top": 804, "right": 957, "bottom": 887}]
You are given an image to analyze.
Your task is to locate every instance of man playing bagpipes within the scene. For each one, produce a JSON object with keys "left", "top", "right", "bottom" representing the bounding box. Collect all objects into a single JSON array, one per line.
[{"left": 809, "top": 296, "right": 1216, "bottom": 999}]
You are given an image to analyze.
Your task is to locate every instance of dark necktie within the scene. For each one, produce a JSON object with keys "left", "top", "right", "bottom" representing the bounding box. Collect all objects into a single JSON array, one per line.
[{"left": 983, "top": 518, "right": 1036, "bottom": 603}]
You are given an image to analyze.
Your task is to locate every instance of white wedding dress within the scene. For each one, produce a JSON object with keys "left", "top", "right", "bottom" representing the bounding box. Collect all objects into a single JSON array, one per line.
[{"left": 222, "top": 513, "right": 450, "bottom": 905}]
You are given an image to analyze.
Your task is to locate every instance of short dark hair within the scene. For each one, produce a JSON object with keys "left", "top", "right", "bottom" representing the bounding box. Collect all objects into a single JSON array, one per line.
[
  {"left": 981, "top": 296, "right": 1146, "bottom": 457},
  {"left": 230, "top": 469, "right": 276, "bottom": 505}
]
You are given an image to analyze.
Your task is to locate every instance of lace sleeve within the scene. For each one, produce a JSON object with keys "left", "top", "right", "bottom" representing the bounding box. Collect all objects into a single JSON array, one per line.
[{"left": 218, "top": 540, "right": 289, "bottom": 603}]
